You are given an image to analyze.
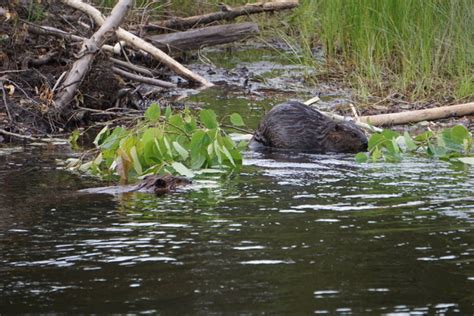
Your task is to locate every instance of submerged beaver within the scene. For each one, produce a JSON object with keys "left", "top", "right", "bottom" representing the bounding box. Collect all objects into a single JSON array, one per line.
[
  {"left": 80, "top": 175, "right": 191, "bottom": 195},
  {"left": 250, "top": 101, "right": 368, "bottom": 153},
  {"left": 134, "top": 174, "right": 191, "bottom": 195}
]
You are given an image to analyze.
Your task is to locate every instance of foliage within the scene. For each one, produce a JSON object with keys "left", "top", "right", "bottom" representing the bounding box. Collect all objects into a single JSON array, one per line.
[
  {"left": 70, "top": 104, "right": 248, "bottom": 181},
  {"left": 355, "top": 125, "right": 474, "bottom": 165},
  {"left": 285, "top": 0, "right": 474, "bottom": 100}
]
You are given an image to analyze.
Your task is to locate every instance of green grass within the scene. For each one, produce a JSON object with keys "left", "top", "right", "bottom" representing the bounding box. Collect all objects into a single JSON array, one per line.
[{"left": 286, "top": 0, "right": 474, "bottom": 101}]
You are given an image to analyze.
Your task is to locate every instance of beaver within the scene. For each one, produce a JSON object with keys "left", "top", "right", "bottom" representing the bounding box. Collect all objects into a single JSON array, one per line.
[
  {"left": 80, "top": 174, "right": 191, "bottom": 195},
  {"left": 134, "top": 174, "right": 191, "bottom": 195},
  {"left": 250, "top": 101, "right": 368, "bottom": 153}
]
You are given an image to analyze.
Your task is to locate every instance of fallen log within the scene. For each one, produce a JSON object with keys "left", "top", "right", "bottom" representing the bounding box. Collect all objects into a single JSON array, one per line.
[
  {"left": 64, "top": 0, "right": 213, "bottom": 87},
  {"left": 359, "top": 102, "right": 474, "bottom": 126},
  {"left": 147, "top": 22, "right": 259, "bottom": 53},
  {"left": 53, "top": 0, "right": 132, "bottom": 113},
  {"left": 145, "top": 0, "right": 299, "bottom": 32}
]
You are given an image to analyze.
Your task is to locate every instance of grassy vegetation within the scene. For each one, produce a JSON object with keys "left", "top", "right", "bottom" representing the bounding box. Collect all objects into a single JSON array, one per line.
[
  {"left": 97, "top": 0, "right": 473, "bottom": 102},
  {"left": 287, "top": 0, "right": 474, "bottom": 101}
]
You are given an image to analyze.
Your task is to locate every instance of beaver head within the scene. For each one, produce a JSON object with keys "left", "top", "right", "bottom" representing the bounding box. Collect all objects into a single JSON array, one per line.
[
  {"left": 324, "top": 121, "right": 368, "bottom": 153},
  {"left": 137, "top": 174, "right": 192, "bottom": 195},
  {"left": 251, "top": 101, "right": 368, "bottom": 153}
]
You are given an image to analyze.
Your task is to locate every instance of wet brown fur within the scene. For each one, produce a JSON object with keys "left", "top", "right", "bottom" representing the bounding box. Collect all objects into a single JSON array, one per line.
[
  {"left": 251, "top": 101, "right": 368, "bottom": 153},
  {"left": 135, "top": 175, "right": 192, "bottom": 195}
]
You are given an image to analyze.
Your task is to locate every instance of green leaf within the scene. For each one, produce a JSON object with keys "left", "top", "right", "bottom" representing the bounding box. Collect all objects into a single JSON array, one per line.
[
  {"left": 163, "top": 136, "right": 173, "bottom": 158},
  {"left": 230, "top": 113, "right": 245, "bottom": 126},
  {"left": 173, "top": 141, "right": 189, "bottom": 160},
  {"left": 130, "top": 146, "right": 143, "bottom": 175},
  {"left": 355, "top": 152, "right": 368, "bottom": 162},
  {"left": 382, "top": 129, "right": 400, "bottom": 140},
  {"left": 403, "top": 132, "right": 417, "bottom": 151},
  {"left": 427, "top": 143, "right": 446, "bottom": 157},
  {"left": 415, "top": 131, "right": 434, "bottom": 142},
  {"left": 169, "top": 114, "right": 185, "bottom": 130},
  {"left": 190, "top": 130, "right": 206, "bottom": 149},
  {"left": 442, "top": 125, "right": 470, "bottom": 152},
  {"left": 171, "top": 162, "right": 194, "bottom": 178},
  {"left": 207, "top": 143, "right": 214, "bottom": 156},
  {"left": 165, "top": 106, "right": 172, "bottom": 119},
  {"left": 143, "top": 139, "right": 159, "bottom": 165},
  {"left": 184, "top": 116, "right": 197, "bottom": 133},
  {"left": 144, "top": 103, "right": 161, "bottom": 122},
  {"left": 69, "top": 130, "right": 81, "bottom": 149},
  {"left": 368, "top": 133, "right": 384, "bottom": 151},
  {"left": 93, "top": 126, "right": 109, "bottom": 147},
  {"left": 451, "top": 125, "right": 470, "bottom": 141},
  {"left": 372, "top": 147, "right": 382, "bottom": 161},
  {"left": 190, "top": 151, "right": 206, "bottom": 169},
  {"left": 237, "top": 140, "right": 249, "bottom": 149},
  {"left": 141, "top": 128, "right": 162, "bottom": 145},
  {"left": 100, "top": 127, "right": 125, "bottom": 150},
  {"left": 220, "top": 144, "right": 236, "bottom": 166},
  {"left": 200, "top": 109, "right": 218, "bottom": 129},
  {"left": 213, "top": 140, "right": 223, "bottom": 164}
]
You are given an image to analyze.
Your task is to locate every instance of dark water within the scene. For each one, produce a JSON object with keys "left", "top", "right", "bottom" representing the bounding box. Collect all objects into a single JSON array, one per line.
[
  {"left": 1, "top": 144, "right": 473, "bottom": 314},
  {"left": 1, "top": 45, "right": 473, "bottom": 314}
]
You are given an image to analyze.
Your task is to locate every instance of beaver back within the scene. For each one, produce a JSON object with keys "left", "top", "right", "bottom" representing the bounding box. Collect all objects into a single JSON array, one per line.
[{"left": 252, "top": 101, "right": 368, "bottom": 153}]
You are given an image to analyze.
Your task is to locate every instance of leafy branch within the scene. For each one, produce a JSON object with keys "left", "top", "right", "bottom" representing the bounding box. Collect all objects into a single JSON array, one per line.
[
  {"left": 355, "top": 125, "right": 474, "bottom": 165},
  {"left": 68, "top": 103, "right": 249, "bottom": 181}
]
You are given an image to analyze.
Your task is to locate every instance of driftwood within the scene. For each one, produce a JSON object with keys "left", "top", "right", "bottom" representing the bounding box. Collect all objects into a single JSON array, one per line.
[
  {"left": 112, "top": 67, "right": 176, "bottom": 88},
  {"left": 145, "top": 0, "right": 299, "bottom": 32},
  {"left": 64, "top": 0, "right": 212, "bottom": 87},
  {"left": 147, "top": 22, "right": 259, "bottom": 53},
  {"left": 53, "top": 0, "right": 132, "bottom": 113},
  {"left": 360, "top": 102, "right": 474, "bottom": 126},
  {"left": 110, "top": 57, "right": 155, "bottom": 76}
]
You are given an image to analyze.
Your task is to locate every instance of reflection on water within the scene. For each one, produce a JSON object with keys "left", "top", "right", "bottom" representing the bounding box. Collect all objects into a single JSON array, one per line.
[{"left": 1, "top": 145, "right": 473, "bottom": 314}]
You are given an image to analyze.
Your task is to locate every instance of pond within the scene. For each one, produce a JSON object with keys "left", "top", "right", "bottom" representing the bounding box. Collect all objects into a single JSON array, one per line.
[
  {"left": 1, "top": 137, "right": 473, "bottom": 314},
  {"left": 1, "top": 45, "right": 474, "bottom": 314}
]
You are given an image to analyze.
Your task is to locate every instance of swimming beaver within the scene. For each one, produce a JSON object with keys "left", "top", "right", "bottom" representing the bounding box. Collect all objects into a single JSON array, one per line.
[
  {"left": 250, "top": 101, "right": 368, "bottom": 153},
  {"left": 80, "top": 175, "right": 191, "bottom": 195},
  {"left": 134, "top": 174, "right": 191, "bottom": 195}
]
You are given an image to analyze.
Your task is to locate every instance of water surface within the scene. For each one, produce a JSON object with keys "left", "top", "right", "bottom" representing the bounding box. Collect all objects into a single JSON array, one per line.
[
  {"left": 1, "top": 145, "right": 473, "bottom": 314},
  {"left": 1, "top": 44, "right": 473, "bottom": 314}
]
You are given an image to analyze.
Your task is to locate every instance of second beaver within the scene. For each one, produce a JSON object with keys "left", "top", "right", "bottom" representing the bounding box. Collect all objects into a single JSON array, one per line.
[
  {"left": 80, "top": 174, "right": 191, "bottom": 195},
  {"left": 250, "top": 101, "right": 368, "bottom": 153}
]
